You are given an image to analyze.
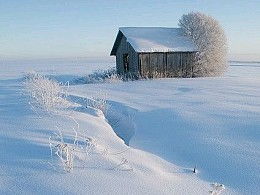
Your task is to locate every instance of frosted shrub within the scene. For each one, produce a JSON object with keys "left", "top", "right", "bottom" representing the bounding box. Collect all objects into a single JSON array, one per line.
[
  {"left": 84, "top": 137, "right": 98, "bottom": 155},
  {"left": 49, "top": 131, "right": 132, "bottom": 172},
  {"left": 179, "top": 12, "right": 228, "bottom": 77},
  {"left": 75, "top": 68, "right": 122, "bottom": 84},
  {"left": 87, "top": 97, "right": 109, "bottom": 114},
  {"left": 84, "top": 92, "right": 110, "bottom": 115},
  {"left": 24, "top": 72, "right": 70, "bottom": 112},
  {"left": 49, "top": 132, "right": 95, "bottom": 172},
  {"left": 55, "top": 143, "right": 74, "bottom": 172}
]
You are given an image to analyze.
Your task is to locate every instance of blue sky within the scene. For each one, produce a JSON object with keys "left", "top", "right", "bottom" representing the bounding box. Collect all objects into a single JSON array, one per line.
[{"left": 1, "top": 0, "right": 260, "bottom": 61}]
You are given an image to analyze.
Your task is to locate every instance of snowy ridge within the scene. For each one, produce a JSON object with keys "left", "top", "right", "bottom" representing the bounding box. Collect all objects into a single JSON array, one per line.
[{"left": 119, "top": 27, "right": 198, "bottom": 52}]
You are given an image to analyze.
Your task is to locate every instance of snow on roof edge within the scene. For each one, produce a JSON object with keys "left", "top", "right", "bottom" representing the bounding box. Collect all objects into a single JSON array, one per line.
[{"left": 118, "top": 27, "right": 198, "bottom": 53}]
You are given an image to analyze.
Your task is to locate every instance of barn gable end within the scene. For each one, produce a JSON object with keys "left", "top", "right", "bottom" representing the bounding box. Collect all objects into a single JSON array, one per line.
[{"left": 114, "top": 33, "right": 139, "bottom": 76}]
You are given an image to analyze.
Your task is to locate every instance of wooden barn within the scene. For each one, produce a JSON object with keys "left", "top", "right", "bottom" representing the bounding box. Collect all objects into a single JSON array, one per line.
[{"left": 110, "top": 27, "right": 198, "bottom": 78}]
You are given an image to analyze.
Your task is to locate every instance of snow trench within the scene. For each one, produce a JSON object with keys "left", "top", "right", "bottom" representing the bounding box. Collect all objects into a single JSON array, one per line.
[
  {"left": 67, "top": 95, "right": 136, "bottom": 145},
  {"left": 105, "top": 100, "right": 136, "bottom": 145}
]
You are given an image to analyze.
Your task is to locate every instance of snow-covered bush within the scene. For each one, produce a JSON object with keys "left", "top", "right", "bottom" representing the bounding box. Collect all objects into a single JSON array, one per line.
[
  {"left": 54, "top": 142, "right": 74, "bottom": 172},
  {"left": 179, "top": 12, "right": 228, "bottom": 77},
  {"left": 74, "top": 68, "right": 122, "bottom": 84},
  {"left": 49, "top": 132, "right": 98, "bottom": 172},
  {"left": 49, "top": 131, "right": 133, "bottom": 172},
  {"left": 24, "top": 72, "right": 70, "bottom": 113},
  {"left": 86, "top": 97, "right": 109, "bottom": 115}
]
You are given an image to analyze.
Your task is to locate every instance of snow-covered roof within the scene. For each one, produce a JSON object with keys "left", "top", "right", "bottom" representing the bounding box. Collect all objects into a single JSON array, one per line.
[{"left": 111, "top": 27, "right": 198, "bottom": 55}]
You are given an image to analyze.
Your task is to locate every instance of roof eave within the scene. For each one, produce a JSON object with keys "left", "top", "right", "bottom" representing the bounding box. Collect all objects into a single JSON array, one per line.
[{"left": 136, "top": 50, "right": 199, "bottom": 53}]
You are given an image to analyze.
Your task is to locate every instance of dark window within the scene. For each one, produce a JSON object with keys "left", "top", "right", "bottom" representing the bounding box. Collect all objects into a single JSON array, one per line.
[{"left": 123, "top": 54, "right": 129, "bottom": 72}]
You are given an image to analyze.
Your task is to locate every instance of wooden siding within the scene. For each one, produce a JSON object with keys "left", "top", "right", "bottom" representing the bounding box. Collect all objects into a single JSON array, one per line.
[
  {"left": 139, "top": 52, "right": 196, "bottom": 78},
  {"left": 115, "top": 34, "right": 196, "bottom": 78},
  {"left": 115, "top": 35, "right": 139, "bottom": 76}
]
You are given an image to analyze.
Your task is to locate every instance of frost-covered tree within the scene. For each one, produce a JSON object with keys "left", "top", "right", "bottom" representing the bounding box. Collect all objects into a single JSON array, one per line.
[{"left": 179, "top": 12, "right": 228, "bottom": 77}]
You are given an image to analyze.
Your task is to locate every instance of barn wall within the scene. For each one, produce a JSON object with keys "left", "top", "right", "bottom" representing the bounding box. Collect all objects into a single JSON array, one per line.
[
  {"left": 115, "top": 35, "right": 196, "bottom": 78},
  {"left": 139, "top": 52, "right": 196, "bottom": 78},
  {"left": 116, "top": 35, "right": 139, "bottom": 76}
]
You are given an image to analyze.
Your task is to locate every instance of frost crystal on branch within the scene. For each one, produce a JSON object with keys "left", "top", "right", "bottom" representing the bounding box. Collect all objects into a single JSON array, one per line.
[{"left": 179, "top": 12, "right": 228, "bottom": 77}]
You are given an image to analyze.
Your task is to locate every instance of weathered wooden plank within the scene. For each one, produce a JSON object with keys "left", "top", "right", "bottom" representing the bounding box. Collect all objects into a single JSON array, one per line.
[
  {"left": 140, "top": 53, "right": 150, "bottom": 77},
  {"left": 157, "top": 53, "right": 165, "bottom": 77},
  {"left": 149, "top": 53, "right": 158, "bottom": 77},
  {"left": 167, "top": 52, "right": 181, "bottom": 77},
  {"left": 166, "top": 53, "right": 174, "bottom": 77}
]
